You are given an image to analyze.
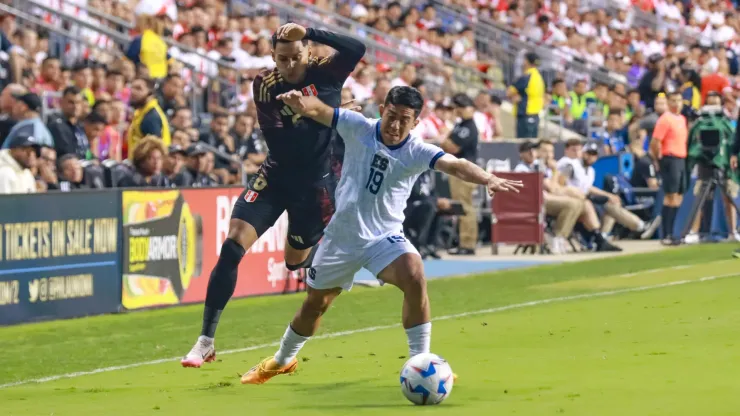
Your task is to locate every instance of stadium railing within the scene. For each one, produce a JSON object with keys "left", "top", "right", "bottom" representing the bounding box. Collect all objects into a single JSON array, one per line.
[
  {"left": 428, "top": 0, "right": 627, "bottom": 89},
  {"left": 232, "top": 0, "right": 500, "bottom": 93}
]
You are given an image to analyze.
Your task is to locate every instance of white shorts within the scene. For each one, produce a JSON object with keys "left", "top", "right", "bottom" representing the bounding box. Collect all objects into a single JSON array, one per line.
[{"left": 307, "top": 234, "right": 420, "bottom": 291}]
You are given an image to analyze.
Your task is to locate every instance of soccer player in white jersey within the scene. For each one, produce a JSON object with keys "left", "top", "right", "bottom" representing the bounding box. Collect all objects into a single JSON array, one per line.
[{"left": 240, "top": 86, "right": 523, "bottom": 384}]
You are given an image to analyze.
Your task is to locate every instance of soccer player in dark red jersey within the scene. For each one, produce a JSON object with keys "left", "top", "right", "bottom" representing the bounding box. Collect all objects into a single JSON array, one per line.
[{"left": 182, "top": 23, "right": 366, "bottom": 367}]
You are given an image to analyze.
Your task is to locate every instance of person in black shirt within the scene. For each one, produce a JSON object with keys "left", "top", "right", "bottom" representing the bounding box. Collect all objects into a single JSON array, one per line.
[
  {"left": 53, "top": 154, "right": 89, "bottom": 191},
  {"left": 118, "top": 136, "right": 170, "bottom": 187},
  {"left": 440, "top": 93, "right": 479, "bottom": 255},
  {"left": 173, "top": 142, "right": 211, "bottom": 187},
  {"left": 181, "top": 23, "right": 365, "bottom": 366},
  {"left": 163, "top": 144, "right": 186, "bottom": 181},
  {"left": 206, "top": 57, "right": 239, "bottom": 114},
  {"left": 404, "top": 170, "right": 449, "bottom": 259},
  {"left": 638, "top": 54, "right": 666, "bottom": 112},
  {"left": 231, "top": 113, "right": 266, "bottom": 174},
  {"left": 629, "top": 129, "right": 659, "bottom": 189},
  {"left": 48, "top": 86, "right": 88, "bottom": 159},
  {"left": 157, "top": 74, "right": 184, "bottom": 118}
]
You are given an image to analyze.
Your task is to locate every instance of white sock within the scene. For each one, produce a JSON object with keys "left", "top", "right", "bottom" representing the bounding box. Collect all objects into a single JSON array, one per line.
[
  {"left": 637, "top": 220, "right": 646, "bottom": 232},
  {"left": 197, "top": 335, "right": 214, "bottom": 346},
  {"left": 274, "top": 325, "right": 310, "bottom": 366},
  {"left": 405, "top": 322, "right": 432, "bottom": 357}
]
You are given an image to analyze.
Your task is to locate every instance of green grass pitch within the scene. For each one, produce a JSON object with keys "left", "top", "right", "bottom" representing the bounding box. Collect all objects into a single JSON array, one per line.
[{"left": 2, "top": 244, "right": 740, "bottom": 415}]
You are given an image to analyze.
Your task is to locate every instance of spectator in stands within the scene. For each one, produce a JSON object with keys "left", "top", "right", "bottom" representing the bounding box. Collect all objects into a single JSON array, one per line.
[
  {"left": 681, "top": 67, "right": 702, "bottom": 116},
  {"left": 127, "top": 7, "right": 172, "bottom": 79},
  {"left": 128, "top": 77, "right": 171, "bottom": 158},
  {"left": 363, "top": 78, "right": 391, "bottom": 119},
  {"left": 638, "top": 54, "right": 667, "bottom": 111},
  {"left": 231, "top": 113, "right": 265, "bottom": 171},
  {"left": 508, "top": 52, "right": 545, "bottom": 138},
  {"left": 173, "top": 142, "right": 210, "bottom": 187},
  {"left": 36, "top": 146, "right": 57, "bottom": 192},
  {"left": 700, "top": 62, "right": 730, "bottom": 105},
  {"left": 0, "top": 21, "right": 21, "bottom": 89},
  {"left": 118, "top": 135, "right": 170, "bottom": 187},
  {"left": 651, "top": 91, "right": 689, "bottom": 244},
  {"left": 549, "top": 78, "right": 573, "bottom": 127},
  {"left": 104, "top": 70, "right": 130, "bottom": 105},
  {"left": 600, "top": 110, "right": 628, "bottom": 155},
  {"left": 82, "top": 112, "right": 107, "bottom": 160},
  {"left": 170, "top": 106, "right": 193, "bottom": 131},
  {"left": 35, "top": 57, "right": 63, "bottom": 95},
  {"left": 473, "top": 91, "right": 501, "bottom": 141},
  {"left": 515, "top": 140, "right": 582, "bottom": 254},
  {"left": 71, "top": 63, "right": 95, "bottom": 106},
  {"left": 157, "top": 74, "right": 185, "bottom": 118},
  {"left": 48, "top": 86, "right": 88, "bottom": 159},
  {"left": 440, "top": 93, "right": 479, "bottom": 255},
  {"left": 54, "top": 154, "right": 89, "bottom": 191},
  {"left": 3, "top": 92, "right": 53, "bottom": 149},
  {"left": 171, "top": 129, "right": 193, "bottom": 150},
  {"left": 0, "top": 133, "right": 40, "bottom": 194},
  {"left": 391, "top": 63, "right": 417, "bottom": 88},
  {"left": 163, "top": 144, "right": 187, "bottom": 181},
  {"left": 91, "top": 99, "right": 122, "bottom": 161},
  {"left": 206, "top": 57, "right": 239, "bottom": 114},
  {"left": 0, "top": 83, "right": 25, "bottom": 144}
]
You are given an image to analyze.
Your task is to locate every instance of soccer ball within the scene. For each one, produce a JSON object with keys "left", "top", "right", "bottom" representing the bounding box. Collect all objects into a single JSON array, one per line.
[{"left": 399, "top": 353, "right": 454, "bottom": 405}]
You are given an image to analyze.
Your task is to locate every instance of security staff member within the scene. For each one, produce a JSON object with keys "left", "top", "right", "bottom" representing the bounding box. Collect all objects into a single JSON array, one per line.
[
  {"left": 127, "top": 77, "right": 171, "bottom": 158},
  {"left": 651, "top": 90, "right": 689, "bottom": 243},
  {"left": 440, "top": 93, "right": 479, "bottom": 255},
  {"left": 508, "top": 52, "right": 545, "bottom": 138}
]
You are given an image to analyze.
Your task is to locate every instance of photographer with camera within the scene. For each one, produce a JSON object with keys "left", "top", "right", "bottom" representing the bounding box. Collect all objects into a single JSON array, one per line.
[{"left": 684, "top": 92, "right": 739, "bottom": 243}]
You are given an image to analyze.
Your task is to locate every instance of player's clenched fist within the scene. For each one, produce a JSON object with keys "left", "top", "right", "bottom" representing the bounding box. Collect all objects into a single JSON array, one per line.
[
  {"left": 276, "top": 23, "right": 307, "bottom": 42},
  {"left": 277, "top": 90, "right": 306, "bottom": 111}
]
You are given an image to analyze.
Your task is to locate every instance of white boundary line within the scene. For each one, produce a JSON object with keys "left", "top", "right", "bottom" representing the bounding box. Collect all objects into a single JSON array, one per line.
[{"left": 0, "top": 271, "right": 736, "bottom": 390}]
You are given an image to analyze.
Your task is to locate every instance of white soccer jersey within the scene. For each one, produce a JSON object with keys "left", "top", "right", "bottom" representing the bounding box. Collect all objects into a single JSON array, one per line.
[{"left": 326, "top": 108, "right": 445, "bottom": 249}]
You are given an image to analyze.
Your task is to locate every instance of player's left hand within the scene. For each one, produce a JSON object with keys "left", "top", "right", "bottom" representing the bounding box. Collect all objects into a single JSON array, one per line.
[
  {"left": 276, "top": 23, "right": 307, "bottom": 42},
  {"left": 486, "top": 175, "right": 523, "bottom": 196}
]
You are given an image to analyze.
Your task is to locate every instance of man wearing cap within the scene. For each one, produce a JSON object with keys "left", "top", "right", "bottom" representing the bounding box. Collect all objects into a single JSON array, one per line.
[
  {"left": 638, "top": 53, "right": 666, "bottom": 112},
  {"left": 3, "top": 92, "right": 54, "bottom": 150},
  {"left": 440, "top": 93, "right": 479, "bottom": 255},
  {"left": 508, "top": 52, "right": 545, "bottom": 138},
  {"left": 173, "top": 142, "right": 210, "bottom": 187},
  {"left": 164, "top": 144, "right": 187, "bottom": 181},
  {"left": 0, "top": 133, "right": 41, "bottom": 194},
  {"left": 651, "top": 91, "right": 688, "bottom": 243}
]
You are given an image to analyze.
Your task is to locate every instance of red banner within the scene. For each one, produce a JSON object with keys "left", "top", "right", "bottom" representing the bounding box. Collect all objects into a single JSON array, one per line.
[{"left": 121, "top": 188, "right": 301, "bottom": 310}]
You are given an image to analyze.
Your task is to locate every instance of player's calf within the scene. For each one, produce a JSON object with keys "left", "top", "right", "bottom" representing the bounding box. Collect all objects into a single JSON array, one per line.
[{"left": 378, "top": 253, "right": 432, "bottom": 357}]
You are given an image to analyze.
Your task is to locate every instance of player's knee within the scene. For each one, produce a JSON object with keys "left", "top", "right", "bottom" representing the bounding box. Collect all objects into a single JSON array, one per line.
[
  {"left": 401, "top": 265, "right": 427, "bottom": 296},
  {"left": 227, "top": 219, "right": 258, "bottom": 249}
]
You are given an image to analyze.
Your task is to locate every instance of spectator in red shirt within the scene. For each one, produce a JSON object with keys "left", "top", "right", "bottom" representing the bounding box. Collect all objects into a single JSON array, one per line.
[{"left": 701, "top": 69, "right": 730, "bottom": 105}]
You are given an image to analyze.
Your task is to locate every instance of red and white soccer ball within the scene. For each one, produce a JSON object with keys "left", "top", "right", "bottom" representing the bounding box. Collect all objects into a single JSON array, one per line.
[{"left": 399, "top": 353, "right": 454, "bottom": 405}]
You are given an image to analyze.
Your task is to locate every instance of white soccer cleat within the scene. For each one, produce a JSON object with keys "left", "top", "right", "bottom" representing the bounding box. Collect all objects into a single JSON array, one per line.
[
  {"left": 684, "top": 232, "right": 700, "bottom": 245},
  {"left": 181, "top": 336, "right": 216, "bottom": 368}
]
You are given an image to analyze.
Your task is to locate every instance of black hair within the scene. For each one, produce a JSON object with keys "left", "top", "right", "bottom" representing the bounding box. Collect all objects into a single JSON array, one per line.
[
  {"left": 106, "top": 69, "right": 124, "bottom": 78},
  {"left": 84, "top": 111, "right": 107, "bottom": 125},
  {"left": 387, "top": 1, "right": 402, "bottom": 9},
  {"left": 211, "top": 111, "right": 229, "bottom": 121},
  {"left": 62, "top": 86, "right": 82, "bottom": 97},
  {"left": 384, "top": 86, "right": 424, "bottom": 117},
  {"left": 91, "top": 100, "right": 109, "bottom": 113},
  {"left": 57, "top": 153, "right": 79, "bottom": 170},
  {"left": 173, "top": 106, "right": 191, "bottom": 116},
  {"left": 164, "top": 73, "right": 182, "bottom": 83},
  {"left": 134, "top": 77, "right": 156, "bottom": 92},
  {"left": 608, "top": 109, "right": 623, "bottom": 117},
  {"left": 552, "top": 78, "right": 565, "bottom": 86}
]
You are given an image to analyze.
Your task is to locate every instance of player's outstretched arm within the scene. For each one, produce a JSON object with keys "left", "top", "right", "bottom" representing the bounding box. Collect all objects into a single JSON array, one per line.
[
  {"left": 434, "top": 154, "right": 523, "bottom": 196},
  {"left": 276, "top": 23, "right": 366, "bottom": 75},
  {"left": 277, "top": 91, "right": 335, "bottom": 127}
]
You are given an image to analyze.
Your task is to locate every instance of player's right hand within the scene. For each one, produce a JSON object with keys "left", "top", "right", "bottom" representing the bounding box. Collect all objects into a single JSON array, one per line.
[
  {"left": 277, "top": 90, "right": 307, "bottom": 113},
  {"left": 277, "top": 23, "right": 307, "bottom": 42}
]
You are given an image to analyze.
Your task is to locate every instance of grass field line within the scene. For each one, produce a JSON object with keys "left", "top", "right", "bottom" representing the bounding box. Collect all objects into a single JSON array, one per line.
[{"left": 1, "top": 270, "right": 737, "bottom": 391}]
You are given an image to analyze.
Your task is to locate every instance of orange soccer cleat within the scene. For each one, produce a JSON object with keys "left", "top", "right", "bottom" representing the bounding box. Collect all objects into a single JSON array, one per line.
[{"left": 240, "top": 357, "right": 298, "bottom": 385}]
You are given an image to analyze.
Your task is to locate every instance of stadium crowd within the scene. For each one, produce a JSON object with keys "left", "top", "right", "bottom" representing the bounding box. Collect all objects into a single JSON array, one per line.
[{"left": 1, "top": 0, "right": 740, "bottom": 253}]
